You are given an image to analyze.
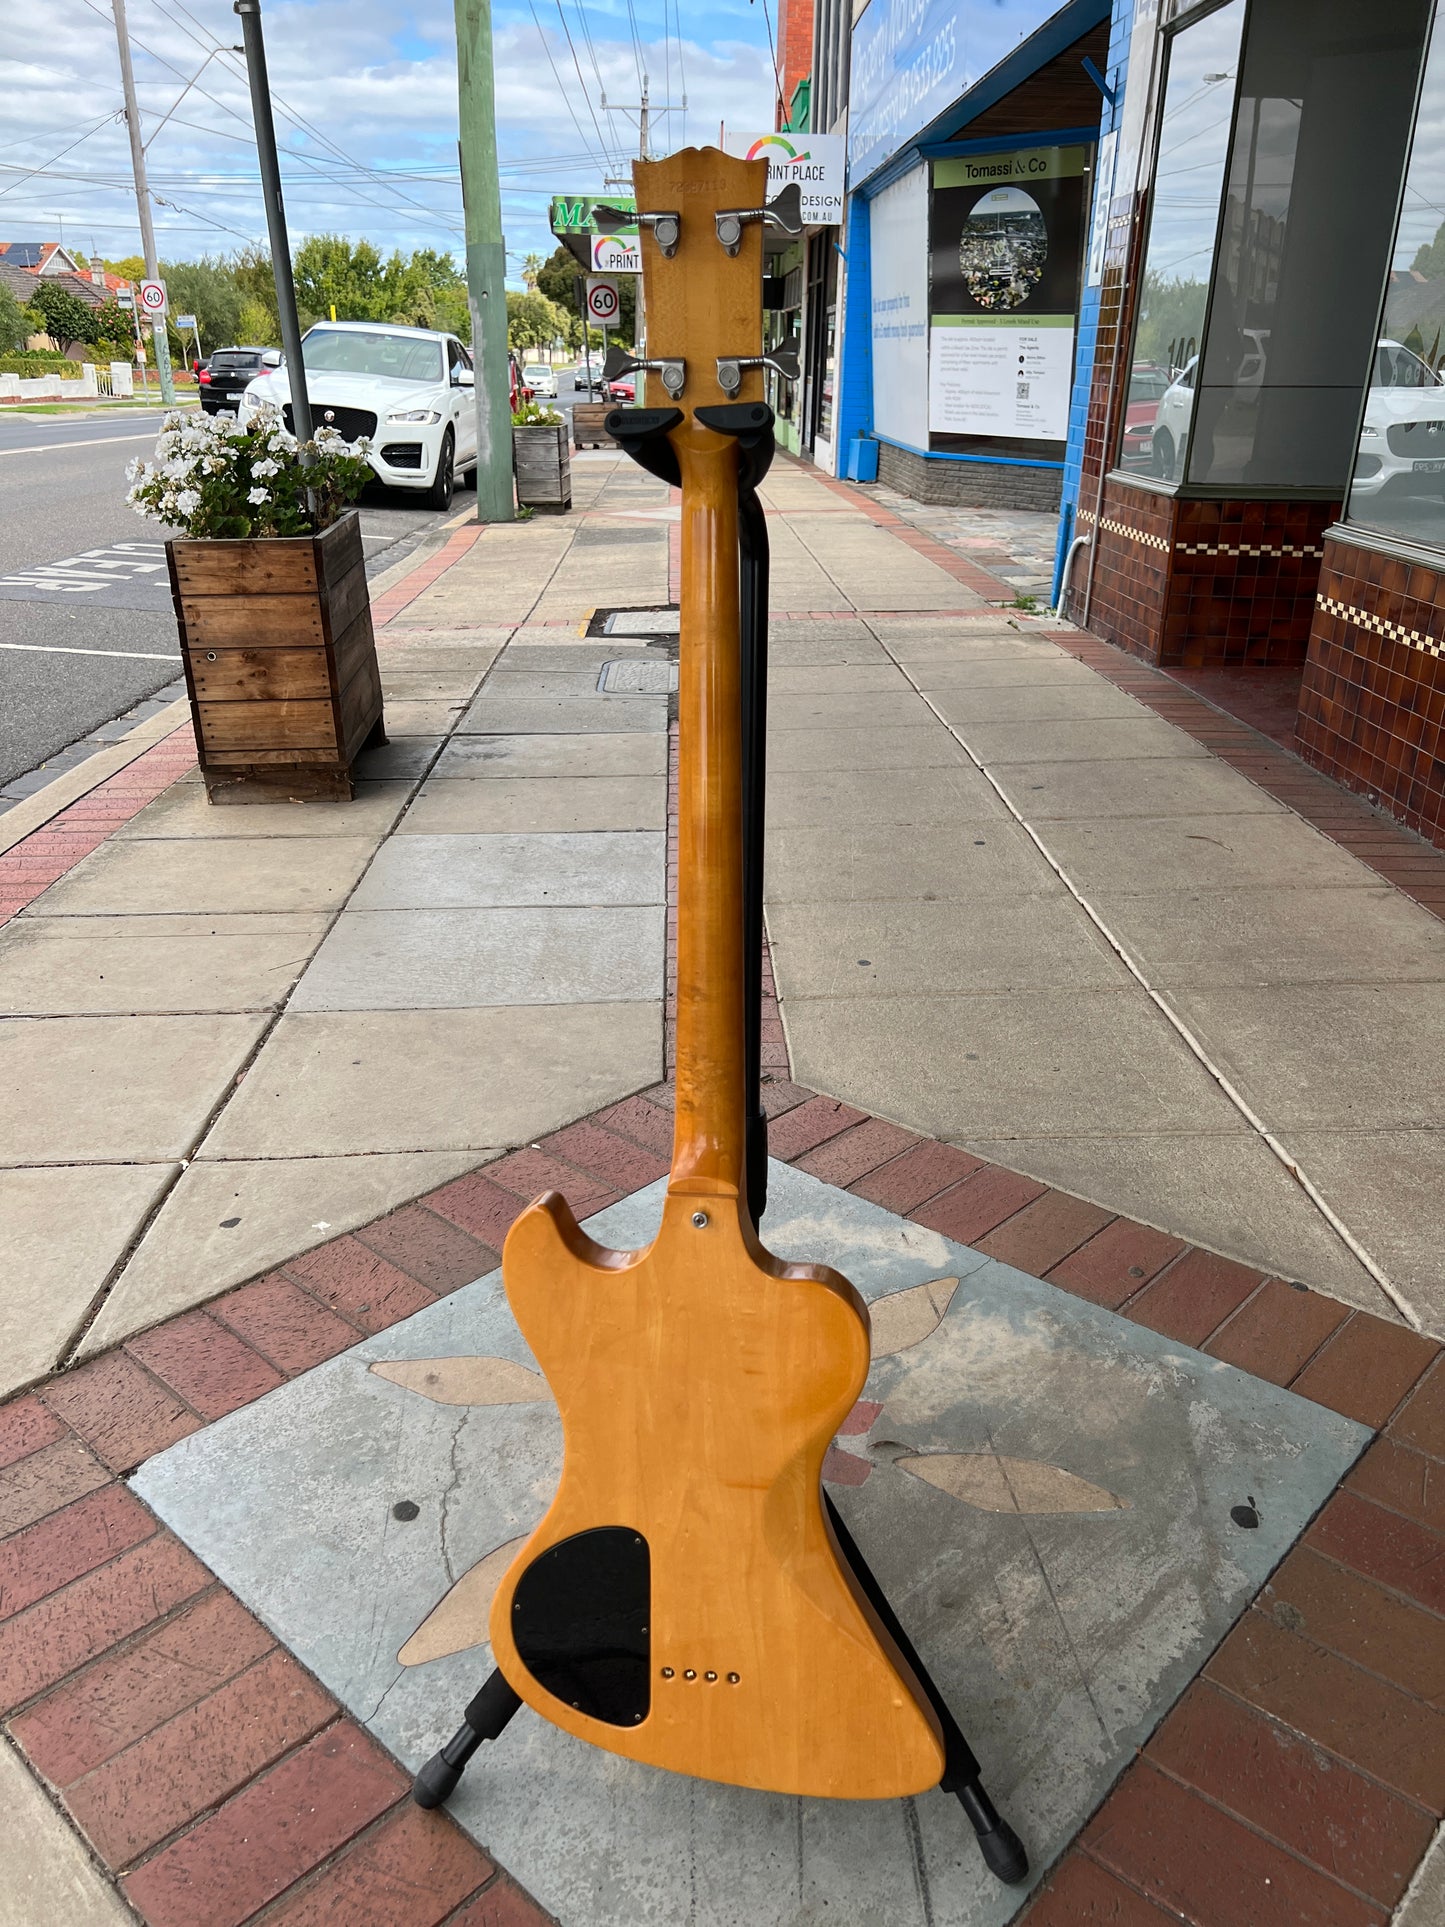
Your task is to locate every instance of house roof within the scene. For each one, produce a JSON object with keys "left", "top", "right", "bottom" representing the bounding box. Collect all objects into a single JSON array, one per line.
[{"left": 0, "top": 241, "right": 83, "bottom": 275}]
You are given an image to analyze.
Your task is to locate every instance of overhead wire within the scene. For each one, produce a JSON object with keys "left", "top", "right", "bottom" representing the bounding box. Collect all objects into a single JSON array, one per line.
[
  {"left": 553, "top": 0, "right": 618, "bottom": 174},
  {"left": 0, "top": 111, "right": 121, "bottom": 201}
]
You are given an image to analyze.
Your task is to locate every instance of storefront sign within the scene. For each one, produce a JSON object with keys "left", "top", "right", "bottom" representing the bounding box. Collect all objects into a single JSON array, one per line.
[
  {"left": 591, "top": 233, "right": 641, "bottom": 273},
  {"left": 929, "top": 314, "right": 1074, "bottom": 439},
  {"left": 1086, "top": 129, "right": 1117, "bottom": 287},
  {"left": 849, "top": 0, "right": 1058, "bottom": 183},
  {"left": 723, "top": 132, "right": 845, "bottom": 226},
  {"left": 870, "top": 166, "right": 930, "bottom": 449},
  {"left": 550, "top": 194, "right": 635, "bottom": 234}
]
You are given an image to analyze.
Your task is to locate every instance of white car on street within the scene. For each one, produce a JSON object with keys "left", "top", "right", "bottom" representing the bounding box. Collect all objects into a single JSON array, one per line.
[
  {"left": 240, "top": 322, "right": 477, "bottom": 509},
  {"left": 522, "top": 362, "right": 558, "bottom": 398},
  {"left": 1351, "top": 339, "right": 1445, "bottom": 499}
]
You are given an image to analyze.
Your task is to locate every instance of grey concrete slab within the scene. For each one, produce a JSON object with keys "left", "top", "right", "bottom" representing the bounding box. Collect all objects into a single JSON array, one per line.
[
  {"left": 1168, "top": 983, "right": 1445, "bottom": 1131},
  {"left": 114, "top": 782, "right": 412, "bottom": 841},
  {"left": 373, "top": 647, "right": 503, "bottom": 676},
  {"left": 767, "top": 897, "right": 1132, "bottom": 997},
  {"left": 784, "top": 990, "right": 1243, "bottom": 1141},
  {"left": 378, "top": 700, "right": 467, "bottom": 735},
  {"left": 0, "top": 1735, "right": 137, "bottom": 1925},
  {"left": 400, "top": 777, "right": 664, "bottom": 835},
  {"left": 604, "top": 608, "right": 678, "bottom": 634},
  {"left": 479, "top": 669, "right": 616, "bottom": 698},
  {"left": 28, "top": 836, "right": 377, "bottom": 917},
  {"left": 909, "top": 658, "right": 1108, "bottom": 691},
  {"left": 498, "top": 644, "right": 652, "bottom": 673},
  {"left": 768, "top": 635, "right": 891, "bottom": 668},
  {"left": 0, "top": 911, "right": 329, "bottom": 1015},
  {"left": 988, "top": 756, "right": 1285, "bottom": 822},
  {"left": 456, "top": 694, "right": 666, "bottom": 735},
  {"left": 288, "top": 907, "right": 665, "bottom": 1010},
  {"left": 352, "top": 735, "right": 443, "bottom": 781},
  {"left": 958, "top": 718, "right": 1210, "bottom": 766},
  {"left": 0, "top": 1014, "right": 267, "bottom": 1161},
  {"left": 434, "top": 733, "right": 667, "bottom": 780},
  {"left": 765, "top": 766, "right": 1007, "bottom": 829},
  {"left": 83, "top": 1151, "right": 478, "bottom": 1355},
  {"left": 132, "top": 1162, "right": 1365, "bottom": 1927},
  {"left": 767, "top": 664, "right": 912, "bottom": 694},
  {"left": 1395, "top": 1824, "right": 1445, "bottom": 1926},
  {"left": 1044, "top": 814, "right": 1382, "bottom": 895},
  {"left": 0, "top": 1163, "right": 177, "bottom": 1397},
  {"left": 351, "top": 832, "right": 664, "bottom": 910},
  {"left": 379, "top": 671, "right": 488, "bottom": 704},
  {"left": 959, "top": 1134, "right": 1389, "bottom": 1310},
  {"left": 878, "top": 633, "right": 1053, "bottom": 664},
  {"left": 1286, "top": 1131, "right": 1445, "bottom": 1333},
  {"left": 767, "top": 690, "right": 939, "bottom": 731},
  {"left": 923, "top": 683, "right": 1147, "bottom": 724},
  {"left": 203, "top": 1004, "right": 662, "bottom": 1157},
  {"left": 767, "top": 727, "right": 970, "bottom": 774},
  {"left": 765, "top": 821, "right": 1059, "bottom": 903},
  {"left": 1091, "top": 885, "right": 1445, "bottom": 988}
]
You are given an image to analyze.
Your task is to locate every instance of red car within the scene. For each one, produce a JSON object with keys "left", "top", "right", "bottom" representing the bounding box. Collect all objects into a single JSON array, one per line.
[
  {"left": 605, "top": 376, "right": 635, "bottom": 402},
  {"left": 1121, "top": 364, "right": 1169, "bottom": 468}
]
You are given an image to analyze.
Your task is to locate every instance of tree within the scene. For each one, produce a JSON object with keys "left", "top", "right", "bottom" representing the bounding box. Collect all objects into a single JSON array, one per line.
[
  {"left": 0, "top": 281, "right": 29, "bottom": 352},
  {"left": 105, "top": 255, "right": 146, "bottom": 284},
  {"left": 236, "top": 297, "right": 277, "bottom": 347},
  {"left": 160, "top": 257, "right": 245, "bottom": 355},
  {"left": 25, "top": 282, "right": 97, "bottom": 353},
  {"left": 535, "top": 243, "right": 635, "bottom": 348},
  {"left": 1412, "top": 220, "right": 1445, "bottom": 281},
  {"left": 506, "top": 288, "right": 565, "bottom": 354},
  {"left": 521, "top": 251, "right": 545, "bottom": 290}
]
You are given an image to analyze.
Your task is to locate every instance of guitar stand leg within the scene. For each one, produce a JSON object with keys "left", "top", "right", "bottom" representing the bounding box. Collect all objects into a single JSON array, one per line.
[
  {"left": 412, "top": 1668, "right": 522, "bottom": 1809},
  {"left": 823, "top": 1495, "right": 1028, "bottom": 1885}
]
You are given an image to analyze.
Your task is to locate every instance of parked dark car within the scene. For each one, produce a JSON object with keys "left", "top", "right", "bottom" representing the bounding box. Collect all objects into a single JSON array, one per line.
[{"left": 199, "top": 346, "right": 272, "bottom": 415}]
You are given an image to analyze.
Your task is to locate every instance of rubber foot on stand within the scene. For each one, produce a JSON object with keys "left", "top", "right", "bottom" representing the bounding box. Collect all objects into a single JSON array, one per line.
[{"left": 973, "top": 1813, "right": 1028, "bottom": 1885}]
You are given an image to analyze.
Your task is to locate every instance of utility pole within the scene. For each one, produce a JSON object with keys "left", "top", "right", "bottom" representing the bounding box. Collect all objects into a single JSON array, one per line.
[
  {"left": 234, "top": 0, "right": 313, "bottom": 443},
  {"left": 599, "top": 77, "right": 684, "bottom": 354},
  {"left": 454, "top": 0, "right": 514, "bottom": 523},
  {"left": 112, "top": 0, "right": 174, "bottom": 404}
]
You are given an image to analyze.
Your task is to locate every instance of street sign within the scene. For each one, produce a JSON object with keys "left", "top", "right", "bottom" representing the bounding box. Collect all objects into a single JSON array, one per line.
[
  {"left": 591, "top": 233, "right": 640, "bottom": 274},
  {"left": 116, "top": 288, "right": 135, "bottom": 311},
  {"left": 138, "top": 279, "right": 168, "bottom": 318},
  {"left": 175, "top": 313, "right": 197, "bottom": 331},
  {"left": 586, "top": 276, "right": 621, "bottom": 327}
]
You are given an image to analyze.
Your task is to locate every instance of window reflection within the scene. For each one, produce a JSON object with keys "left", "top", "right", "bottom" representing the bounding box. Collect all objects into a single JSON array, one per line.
[{"left": 1349, "top": 19, "right": 1445, "bottom": 548}]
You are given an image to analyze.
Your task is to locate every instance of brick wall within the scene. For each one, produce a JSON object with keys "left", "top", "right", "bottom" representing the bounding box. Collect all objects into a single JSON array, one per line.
[
  {"left": 877, "top": 442, "right": 1064, "bottom": 512},
  {"left": 777, "top": 0, "right": 814, "bottom": 122}
]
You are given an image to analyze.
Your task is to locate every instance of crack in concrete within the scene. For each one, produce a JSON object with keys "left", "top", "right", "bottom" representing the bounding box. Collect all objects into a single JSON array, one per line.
[{"left": 438, "top": 1406, "right": 469, "bottom": 1586}]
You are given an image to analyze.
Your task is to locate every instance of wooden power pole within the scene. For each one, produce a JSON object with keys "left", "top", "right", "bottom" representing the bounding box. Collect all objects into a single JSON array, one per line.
[
  {"left": 112, "top": 0, "right": 175, "bottom": 405},
  {"left": 454, "top": 0, "right": 514, "bottom": 522}
]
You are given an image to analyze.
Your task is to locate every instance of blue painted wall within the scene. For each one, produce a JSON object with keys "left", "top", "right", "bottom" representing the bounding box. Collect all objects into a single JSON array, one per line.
[{"left": 835, "top": 196, "right": 873, "bottom": 467}]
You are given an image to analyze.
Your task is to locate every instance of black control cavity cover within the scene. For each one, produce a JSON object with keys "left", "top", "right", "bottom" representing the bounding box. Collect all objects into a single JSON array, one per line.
[{"left": 511, "top": 1526, "right": 651, "bottom": 1726}]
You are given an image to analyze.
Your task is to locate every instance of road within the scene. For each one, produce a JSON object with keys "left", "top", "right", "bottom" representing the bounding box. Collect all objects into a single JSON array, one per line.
[{"left": 0, "top": 407, "right": 479, "bottom": 800}]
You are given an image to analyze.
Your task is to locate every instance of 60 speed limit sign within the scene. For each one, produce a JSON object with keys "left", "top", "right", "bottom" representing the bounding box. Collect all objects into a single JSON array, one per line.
[
  {"left": 585, "top": 276, "right": 620, "bottom": 327},
  {"left": 138, "top": 279, "right": 168, "bottom": 318}
]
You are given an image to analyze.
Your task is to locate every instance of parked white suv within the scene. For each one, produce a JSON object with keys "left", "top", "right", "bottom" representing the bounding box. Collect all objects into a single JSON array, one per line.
[{"left": 240, "top": 322, "right": 477, "bottom": 508}]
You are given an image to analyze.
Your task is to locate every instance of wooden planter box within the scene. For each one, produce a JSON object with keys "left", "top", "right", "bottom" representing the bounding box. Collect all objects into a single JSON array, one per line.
[
  {"left": 167, "top": 511, "right": 385, "bottom": 803},
  {"left": 571, "top": 402, "right": 618, "bottom": 451},
  {"left": 514, "top": 421, "right": 572, "bottom": 510}
]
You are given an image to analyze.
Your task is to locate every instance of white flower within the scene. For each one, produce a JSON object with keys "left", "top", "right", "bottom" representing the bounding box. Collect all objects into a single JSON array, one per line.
[
  {"left": 176, "top": 488, "right": 201, "bottom": 516},
  {"left": 124, "top": 456, "right": 143, "bottom": 481},
  {"left": 248, "top": 485, "right": 270, "bottom": 504},
  {"left": 252, "top": 457, "right": 281, "bottom": 478}
]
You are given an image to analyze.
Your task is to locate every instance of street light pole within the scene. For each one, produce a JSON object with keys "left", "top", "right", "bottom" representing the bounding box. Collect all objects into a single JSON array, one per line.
[
  {"left": 233, "top": 0, "right": 313, "bottom": 444},
  {"left": 111, "top": 0, "right": 175, "bottom": 405},
  {"left": 454, "top": 0, "right": 514, "bottom": 523}
]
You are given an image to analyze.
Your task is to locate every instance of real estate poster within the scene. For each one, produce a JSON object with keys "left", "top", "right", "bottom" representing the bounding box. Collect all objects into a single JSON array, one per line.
[{"left": 928, "top": 146, "right": 1087, "bottom": 448}]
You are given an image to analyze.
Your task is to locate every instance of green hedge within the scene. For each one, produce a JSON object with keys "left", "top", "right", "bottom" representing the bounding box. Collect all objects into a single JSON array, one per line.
[{"left": 0, "top": 353, "right": 79, "bottom": 375}]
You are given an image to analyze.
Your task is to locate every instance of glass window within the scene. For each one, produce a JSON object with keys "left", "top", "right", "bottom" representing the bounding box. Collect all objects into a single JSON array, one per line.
[
  {"left": 1117, "top": 0, "right": 1246, "bottom": 478},
  {"left": 301, "top": 329, "right": 445, "bottom": 384},
  {"left": 1348, "top": 17, "right": 1445, "bottom": 549},
  {"left": 1186, "top": 0, "right": 1431, "bottom": 488}
]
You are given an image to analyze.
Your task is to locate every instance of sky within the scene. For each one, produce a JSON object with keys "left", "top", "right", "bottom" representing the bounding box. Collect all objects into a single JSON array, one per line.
[{"left": 0, "top": 0, "right": 780, "bottom": 285}]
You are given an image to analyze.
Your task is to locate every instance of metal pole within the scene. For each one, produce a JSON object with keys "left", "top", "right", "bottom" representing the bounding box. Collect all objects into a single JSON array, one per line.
[
  {"left": 112, "top": 0, "right": 175, "bottom": 405},
  {"left": 234, "top": 0, "right": 313, "bottom": 445},
  {"left": 454, "top": 0, "right": 515, "bottom": 522}
]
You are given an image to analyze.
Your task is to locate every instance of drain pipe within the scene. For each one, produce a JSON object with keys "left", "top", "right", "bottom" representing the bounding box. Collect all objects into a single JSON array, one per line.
[{"left": 1055, "top": 529, "right": 1092, "bottom": 615}]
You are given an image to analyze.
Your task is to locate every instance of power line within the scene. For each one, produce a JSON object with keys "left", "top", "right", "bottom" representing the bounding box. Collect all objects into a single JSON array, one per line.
[
  {"left": 0, "top": 112, "right": 121, "bottom": 201},
  {"left": 553, "top": 0, "right": 616, "bottom": 172},
  {"left": 527, "top": 1, "right": 610, "bottom": 178}
]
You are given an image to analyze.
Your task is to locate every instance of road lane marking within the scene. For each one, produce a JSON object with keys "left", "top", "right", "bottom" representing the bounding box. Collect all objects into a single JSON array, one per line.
[
  {"left": 0, "top": 542, "right": 169, "bottom": 594},
  {"left": 0, "top": 431, "right": 160, "bottom": 457},
  {"left": 0, "top": 641, "right": 180, "bottom": 660}
]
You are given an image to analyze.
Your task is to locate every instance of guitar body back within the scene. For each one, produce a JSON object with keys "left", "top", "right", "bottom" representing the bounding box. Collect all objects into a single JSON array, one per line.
[{"left": 489, "top": 1189, "right": 946, "bottom": 1800}]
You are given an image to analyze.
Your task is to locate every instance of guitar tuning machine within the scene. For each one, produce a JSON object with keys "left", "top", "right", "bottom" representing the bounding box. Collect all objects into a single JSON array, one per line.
[
  {"left": 714, "top": 182, "right": 804, "bottom": 256},
  {"left": 593, "top": 203, "right": 681, "bottom": 258},
  {"left": 715, "top": 339, "right": 801, "bottom": 398},
  {"left": 603, "top": 344, "right": 686, "bottom": 399}
]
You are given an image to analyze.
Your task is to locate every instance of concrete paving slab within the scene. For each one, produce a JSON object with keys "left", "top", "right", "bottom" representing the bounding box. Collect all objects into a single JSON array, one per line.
[
  {"left": 1091, "top": 885, "right": 1445, "bottom": 987},
  {"left": 0, "top": 1735, "right": 137, "bottom": 1925},
  {"left": 1168, "top": 983, "right": 1445, "bottom": 1131},
  {"left": 988, "top": 756, "right": 1285, "bottom": 821},
  {"left": 379, "top": 700, "right": 467, "bottom": 735},
  {"left": 479, "top": 669, "right": 617, "bottom": 698},
  {"left": 766, "top": 897, "right": 1132, "bottom": 997},
  {"left": 0, "top": 1163, "right": 177, "bottom": 1397},
  {"left": 783, "top": 990, "right": 1242, "bottom": 1140},
  {"left": 371, "top": 628, "right": 514, "bottom": 652},
  {"left": 29, "top": 836, "right": 377, "bottom": 917},
  {"left": 351, "top": 832, "right": 664, "bottom": 910},
  {"left": 132, "top": 1162, "right": 1365, "bottom": 1927},
  {"left": 1043, "top": 814, "right": 1382, "bottom": 895},
  {"left": 0, "top": 1014, "right": 267, "bottom": 1161},
  {"left": 1395, "top": 1824, "right": 1445, "bottom": 1926},
  {"left": 202, "top": 1004, "right": 662, "bottom": 1157},
  {"left": 765, "top": 820, "right": 1059, "bottom": 902},
  {"left": 352, "top": 736, "right": 443, "bottom": 780},
  {"left": 288, "top": 907, "right": 665, "bottom": 1011},
  {"left": 767, "top": 727, "right": 970, "bottom": 774},
  {"left": 878, "top": 633, "right": 1053, "bottom": 663},
  {"left": 114, "top": 782, "right": 412, "bottom": 840},
  {"left": 957, "top": 718, "right": 1211, "bottom": 765},
  {"left": 764, "top": 766, "right": 1007, "bottom": 829},
  {"left": 767, "top": 664, "right": 913, "bottom": 694},
  {"left": 768, "top": 635, "right": 891, "bottom": 668},
  {"left": 909, "top": 658, "right": 1110, "bottom": 691},
  {"left": 455, "top": 694, "right": 666, "bottom": 735},
  {"left": 767, "top": 690, "right": 939, "bottom": 731},
  {"left": 399, "top": 776, "right": 665, "bottom": 835},
  {"left": 373, "top": 647, "right": 504, "bottom": 676},
  {"left": 84, "top": 1151, "right": 479, "bottom": 1354},
  {"left": 434, "top": 732, "right": 667, "bottom": 780},
  {"left": 1286, "top": 1131, "right": 1445, "bottom": 1332},
  {"left": 958, "top": 1134, "right": 1389, "bottom": 1309},
  {"left": 0, "top": 912, "right": 329, "bottom": 1015},
  {"left": 922, "top": 682, "right": 1147, "bottom": 724}
]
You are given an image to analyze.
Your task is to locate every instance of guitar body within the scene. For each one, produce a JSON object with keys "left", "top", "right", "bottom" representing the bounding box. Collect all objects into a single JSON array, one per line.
[{"left": 489, "top": 1187, "right": 946, "bottom": 1799}]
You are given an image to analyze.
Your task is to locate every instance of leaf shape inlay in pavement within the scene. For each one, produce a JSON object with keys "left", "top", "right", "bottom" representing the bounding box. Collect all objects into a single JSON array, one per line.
[{"left": 370, "top": 1356, "right": 551, "bottom": 1406}]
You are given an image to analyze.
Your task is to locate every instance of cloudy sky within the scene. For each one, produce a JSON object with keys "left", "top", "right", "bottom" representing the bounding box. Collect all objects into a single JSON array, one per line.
[{"left": 0, "top": 0, "right": 779, "bottom": 282}]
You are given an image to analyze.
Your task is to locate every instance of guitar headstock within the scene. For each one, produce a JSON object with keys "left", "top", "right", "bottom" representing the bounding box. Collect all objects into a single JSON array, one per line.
[{"left": 602, "top": 147, "right": 799, "bottom": 416}]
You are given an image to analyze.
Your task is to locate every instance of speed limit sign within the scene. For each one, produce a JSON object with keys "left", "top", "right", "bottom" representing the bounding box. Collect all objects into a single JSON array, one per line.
[
  {"left": 585, "top": 276, "right": 620, "bottom": 327},
  {"left": 138, "top": 279, "right": 168, "bottom": 318}
]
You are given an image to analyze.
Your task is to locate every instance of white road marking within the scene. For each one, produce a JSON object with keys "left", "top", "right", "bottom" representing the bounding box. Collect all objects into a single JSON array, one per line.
[
  {"left": 0, "top": 641, "right": 180, "bottom": 661},
  {"left": 0, "top": 431, "right": 160, "bottom": 457},
  {"left": 0, "top": 542, "right": 169, "bottom": 594}
]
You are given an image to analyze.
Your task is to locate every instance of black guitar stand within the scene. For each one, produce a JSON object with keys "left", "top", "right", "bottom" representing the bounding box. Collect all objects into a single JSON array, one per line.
[{"left": 412, "top": 405, "right": 1027, "bottom": 1889}]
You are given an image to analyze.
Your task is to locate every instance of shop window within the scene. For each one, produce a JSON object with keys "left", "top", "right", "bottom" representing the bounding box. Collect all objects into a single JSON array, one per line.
[
  {"left": 1347, "top": 15, "right": 1445, "bottom": 551},
  {"left": 1185, "top": 0, "right": 1430, "bottom": 489},
  {"left": 1117, "top": 0, "right": 1245, "bottom": 479}
]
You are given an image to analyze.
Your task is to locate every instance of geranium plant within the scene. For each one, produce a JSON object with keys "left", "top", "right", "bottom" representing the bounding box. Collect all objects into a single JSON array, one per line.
[
  {"left": 126, "top": 405, "right": 373, "bottom": 540},
  {"left": 512, "top": 401, "right": 565, "bottom": 426}
]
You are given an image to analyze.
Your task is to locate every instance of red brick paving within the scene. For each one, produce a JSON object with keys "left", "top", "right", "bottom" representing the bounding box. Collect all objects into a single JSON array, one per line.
[
  {"left": 1121, "top": 1248, "right": 1267, "bottom": 1349},
  {"left": 127, "top": 1311, "right": 285, "bottom": 1421}
]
